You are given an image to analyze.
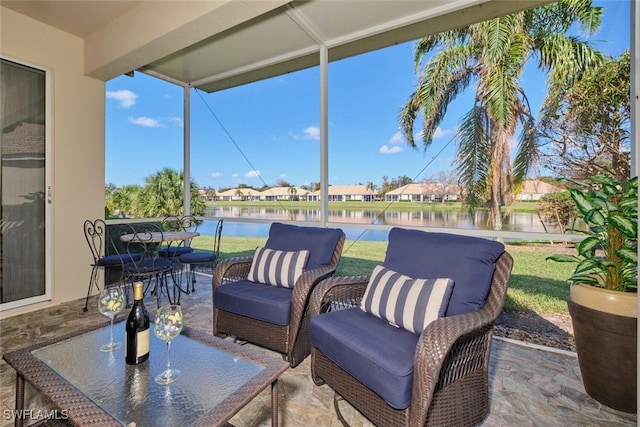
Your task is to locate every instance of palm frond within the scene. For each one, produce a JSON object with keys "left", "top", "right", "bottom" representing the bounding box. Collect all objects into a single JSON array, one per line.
[
  {"left": 454, "top": 105, "right": 491, "bottom": 209},
  {"left": 513, "top": 109, "right": 538, "bottom": 188},
  {"left": 401, "top": 44, "right": 475, "bottom": 145},
  {"left": 398, "top": 90, "right": 421, "bottom": 147},
  {"left": 413, "top": 28, "right": 470, "bottom": 70}
]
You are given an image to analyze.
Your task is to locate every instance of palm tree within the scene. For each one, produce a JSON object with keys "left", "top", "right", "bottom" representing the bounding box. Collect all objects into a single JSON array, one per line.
[
  {"left": 287, "top": 185, "right": 298, "bottom": 201},
  {"left": 138, "top": 168, "right": 206, "bottom": 217},
  {"left": 365, "top": 181, "right": 377, "bottom": 202},
  {"left": 107, "top": 184, "right": 142, "bottom": 218},
  {"left": 399, "top": 0, "right": 603, "bottom": 230}
]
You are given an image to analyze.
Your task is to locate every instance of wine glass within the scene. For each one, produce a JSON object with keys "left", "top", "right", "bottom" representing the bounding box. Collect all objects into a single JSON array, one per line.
[
  {"left": 154, "top": 304, "right": 184, "bottom": 384},
  {"left": 97, "top": 286, "right": 125, "bottom": 352}
]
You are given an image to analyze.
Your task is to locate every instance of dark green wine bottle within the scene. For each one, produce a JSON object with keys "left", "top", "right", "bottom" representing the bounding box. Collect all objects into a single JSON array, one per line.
[{"left": 125, "top": 282, "right": 149, "bottom": 364}]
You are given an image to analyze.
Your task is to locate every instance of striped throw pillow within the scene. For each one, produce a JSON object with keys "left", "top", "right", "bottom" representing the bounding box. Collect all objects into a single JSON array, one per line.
[
  {"left": 360, "top": 265, "right": 454, "bottom": 334},
  {"left": 248, "top": 247, "right": 310, "bottom": 288}
]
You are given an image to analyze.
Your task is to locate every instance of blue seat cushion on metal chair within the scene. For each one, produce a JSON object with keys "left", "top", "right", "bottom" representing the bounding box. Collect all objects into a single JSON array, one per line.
[
  {"left": 215, "top": 280, "right": 292, "bottom": 325},
  {"left": 124, "top": 258, "right": 172, "bottom": 274},
  {"left": 265, "top": 222, "right": 343, "bottom": 270},
  {"left": 178, "top": 251, "right": 217, "bottom": 264},
  {"left": 97, "top": 253, "right": 141, "bottom": 266},
  {"left": 158, "top": 246, "right": 194, "bottom": 257},
  {"left": 383, "top": 227, "right": 504, "bottom": 316},
  {"left": 310, "top": 307, "right": 419, "bottom": 410}
]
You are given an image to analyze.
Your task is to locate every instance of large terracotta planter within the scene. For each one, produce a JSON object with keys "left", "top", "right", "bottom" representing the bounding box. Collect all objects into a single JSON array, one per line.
[{"left": 568, "top": 284, "right": 637, "bottom": 413}]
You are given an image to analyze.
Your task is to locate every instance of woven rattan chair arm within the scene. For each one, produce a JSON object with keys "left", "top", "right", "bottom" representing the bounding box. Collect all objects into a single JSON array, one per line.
[
  {"left": 308, "top": 275, "right": 370, "bottom": 317},
  {"left": 287, "top": 266, "right": 339, "bottom": 351},
  {"left": 289, "top": 232, "right": 345, "bottom": 350},
  {"left": 292, "top": 266, "right": 338, "bottom": 299},
  {"left": 291, "top": 266, "right": 338, "bottom": 315},
  {"left": 212, "top": 256, "right": 253, "bottom": 289},
  {"left": 409, "top": 251, "right": 513, "bottom": 426},
  {"left": 409, "top": 310, "right": 490, "bottom": 425}
]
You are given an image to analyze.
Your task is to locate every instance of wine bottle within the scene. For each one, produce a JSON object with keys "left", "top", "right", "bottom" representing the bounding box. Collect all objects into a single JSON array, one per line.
[{"left": 125, "top": 282, "right": 150, "bottom": 364}]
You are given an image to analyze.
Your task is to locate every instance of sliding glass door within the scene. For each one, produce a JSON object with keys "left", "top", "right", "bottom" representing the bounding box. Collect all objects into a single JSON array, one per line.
[{"left": 0, "top": 58, "right": 49, "bottom": 308}]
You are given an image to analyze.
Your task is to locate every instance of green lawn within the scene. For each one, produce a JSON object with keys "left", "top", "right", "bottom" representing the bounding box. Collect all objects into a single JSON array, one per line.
[{"left": 193, "top": 236, "right": 574, "bottom": 315}]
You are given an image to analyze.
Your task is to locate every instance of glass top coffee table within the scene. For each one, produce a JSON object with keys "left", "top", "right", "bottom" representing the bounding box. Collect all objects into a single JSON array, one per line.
[{"left": 3, "top": 321, "right": 289, "bottom": 427}]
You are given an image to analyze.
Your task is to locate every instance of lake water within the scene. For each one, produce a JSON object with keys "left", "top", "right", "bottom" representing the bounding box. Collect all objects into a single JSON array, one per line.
[{"left": 198, "top": 206, "right": 563, "bottom": 241}]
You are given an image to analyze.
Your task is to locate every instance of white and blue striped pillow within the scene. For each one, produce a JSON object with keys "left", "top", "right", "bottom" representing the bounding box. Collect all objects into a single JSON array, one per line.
[
  {"left": 360, "top": 265, "right": 454, "bottom": 334},
  {"left": 248, "top": 247, "right": 310, "bottom": 288}
]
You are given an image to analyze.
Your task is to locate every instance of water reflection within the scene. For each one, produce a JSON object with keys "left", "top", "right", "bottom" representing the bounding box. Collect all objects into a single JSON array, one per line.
[{"left": 201, "top": 206, "right": 561, "bottom": 241}]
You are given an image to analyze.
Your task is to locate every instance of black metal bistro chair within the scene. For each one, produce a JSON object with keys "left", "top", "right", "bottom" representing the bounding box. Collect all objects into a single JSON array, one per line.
[
  {"left": 82, "top": 219, "right": 141, "bottom": 312},
  {"left": 115, "top": 222, "right": 176, "bottom": 307},
  {"left": 159, "top": 215, "right": 196, "bottom": 259},
  {"left": 178, "top": 218, "right": 223, "bottom": 292}
]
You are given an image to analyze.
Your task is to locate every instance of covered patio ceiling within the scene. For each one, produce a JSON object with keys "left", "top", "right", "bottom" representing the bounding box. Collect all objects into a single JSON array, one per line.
[
  {"left": 142, "top": 0, "right": 553, "bottom": 93},
  {"left": 2, "top": 0, "right": 553, "bottom": 92}
]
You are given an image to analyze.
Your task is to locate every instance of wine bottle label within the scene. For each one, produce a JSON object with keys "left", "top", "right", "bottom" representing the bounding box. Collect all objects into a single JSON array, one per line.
[{"left": 137, "top": 329, "right": 150, "bottom": 357}]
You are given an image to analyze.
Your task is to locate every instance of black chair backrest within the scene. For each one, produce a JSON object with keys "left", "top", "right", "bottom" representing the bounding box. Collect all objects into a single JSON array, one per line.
[
  {"left": 213, "top": 219, "right": 224, "bottom": 259},
  {"left": 84, "top": 219, "right": 108, "bottom": 263},
  {"left": 113, "top": 222, "right": 164, "bottom": 267},
  {"left": 162, "top": 215, "right": 200, "bottom": 233},
  {"left": 162, "top": 215, "right": 182, "bottom": 232},
  {"left": 180, "top": 215, "right": 200, "bottom": 233}
]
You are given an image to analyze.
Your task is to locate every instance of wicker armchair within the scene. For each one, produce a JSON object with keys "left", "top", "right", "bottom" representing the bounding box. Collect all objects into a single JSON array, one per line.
[
  {"left": 309, "top": 228, "right": 513, "bottom": 426},
  {"left": 212, "top": 222, "right": 345, "bottom": 367}
]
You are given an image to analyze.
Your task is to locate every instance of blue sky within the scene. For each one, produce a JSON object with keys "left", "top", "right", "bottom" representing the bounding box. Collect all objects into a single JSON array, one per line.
[{"left": 106, "top": 0, "right": 631, "bottom": 190}]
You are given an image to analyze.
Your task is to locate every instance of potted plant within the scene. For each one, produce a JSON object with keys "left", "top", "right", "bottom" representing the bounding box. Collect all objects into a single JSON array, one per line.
[{"left": 548, "top": 174, "right": 637, "bottom": 413}]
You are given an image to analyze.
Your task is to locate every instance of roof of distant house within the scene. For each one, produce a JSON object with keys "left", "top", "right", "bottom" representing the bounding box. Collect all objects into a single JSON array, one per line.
[
  {"left": 216, "top": 187, "right": 262, "bottom": 196},
  {"left": 259, "top": 186, "right": 309, "bottom": 196},
  {"left": 308, "top": 184, "right": 374, "bottom": 196},
  {"left": 520, "top": 179, "right": 562, "bottom": 194}
]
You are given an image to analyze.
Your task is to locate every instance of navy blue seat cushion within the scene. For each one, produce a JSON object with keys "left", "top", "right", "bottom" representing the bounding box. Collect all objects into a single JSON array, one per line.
[
  {"left": 215, "top": 280, "right": 293, "bottom": 325},
  {"left": 310, "top": 308, "right": 419, "bottom": 410},
  {"left": 265, "top": 222, "right": 343, "bottom": 270},
  {"left": 124, "top": 258, "right": 172, "bottom": 274},
  {"left": 383, "top": 228, "right": 504, "bottom": 316},
  {"left": 159, "top": 246, "right": 194, "bottom": 257},
  {"left": 97, "top": 253, "right": 141, "bottom": 266},
  {"left": 178, "top": 251, "right": 217, "bottom": 264}
]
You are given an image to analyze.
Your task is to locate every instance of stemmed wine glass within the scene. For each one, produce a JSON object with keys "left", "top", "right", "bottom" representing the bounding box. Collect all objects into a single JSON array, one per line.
[
  {"left": 97, "top": 286, "right": 125, "bottom": 352},
  {"left": 154, "top": 304, "right": 184, "bottom": 385}
]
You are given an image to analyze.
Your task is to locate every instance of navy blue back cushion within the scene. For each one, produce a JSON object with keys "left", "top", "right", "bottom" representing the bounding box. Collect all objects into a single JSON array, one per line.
[
  {"left": 383, "top": 228, "right": 504, "bottom": 316},
  {"left": 265, "top": 222, "right": 343, "bottom": 271}
]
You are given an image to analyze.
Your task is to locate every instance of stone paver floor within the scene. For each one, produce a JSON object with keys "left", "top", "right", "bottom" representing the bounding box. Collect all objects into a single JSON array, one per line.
[{"left": 1, "top": 273, "right": 636, "bottom": 426}]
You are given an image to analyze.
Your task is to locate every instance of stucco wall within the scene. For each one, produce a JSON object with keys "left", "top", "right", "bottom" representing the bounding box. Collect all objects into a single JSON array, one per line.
[{"left": 1, "top": 7, "right": 106, "bottom": 311}]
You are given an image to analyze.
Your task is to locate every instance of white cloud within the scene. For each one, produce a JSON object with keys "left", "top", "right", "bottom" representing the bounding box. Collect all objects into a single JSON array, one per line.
[
  {"left": 106, "top": 90, "right": 137, "bottom": 108},
  {"left": 128, "top": 116, "right": 164, "bottom": 127},
  {"left": 380, "top": 145, "right": 402, "bottom": 154},
  {"left": 167, "top": 117, "right": 183, "bottom": 126},
  {"left": 279, "top": 173, "right": 287, "bottom": 179},
  {"left": 303, "top": 126, "right": 320, "bottom": 140},
  {"left": 232, "top": 173, "right": 240, "bottom": 178},
  {"left": 245, "top": 170, "right": 261, "bottom": 178},
  {"left": 433, "top": 126, "right": 453, "bottom": 139},
  {"left": 410, "top": 126, "right": 452, "bottom": 142},
  {"left": 211, "top": 172, "right": 223, "bottom": 178},
  {"left": 289, "top": 131, "right": 300, "bottom": 140},
  {"left": 388, "top": 131, "right": 404, "bottom": 144}
]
